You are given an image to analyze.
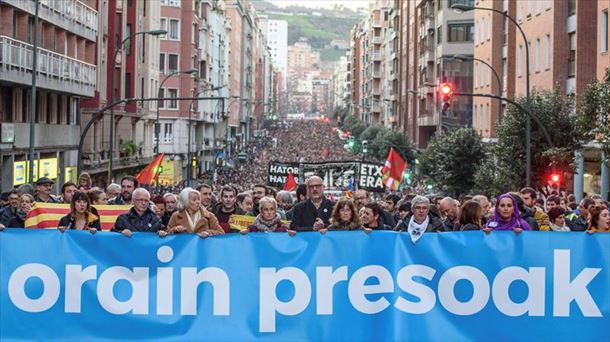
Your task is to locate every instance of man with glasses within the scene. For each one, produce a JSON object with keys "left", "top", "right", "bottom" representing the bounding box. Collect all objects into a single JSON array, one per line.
[
  {"left": 0, "top": 190, "right": 20, "bottom": 228},
  {"left": 111, "top": 188, "right": 164, "bottom": 237},
  {"left": 290, "top": 176, "right": 334, "bottom": 231},
  {"left": 248, "top": 184, "right": 268, "bottom": 217}
]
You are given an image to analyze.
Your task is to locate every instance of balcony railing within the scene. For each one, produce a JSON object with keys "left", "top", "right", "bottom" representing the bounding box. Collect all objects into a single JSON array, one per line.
[
  {"left": 372, "top": 36, "right": 383, "bottom": 45},
  {"left": 0, "top": 35, "right": 96, "bottom": 97},
  {"left": 372, "top": 52, "right": 382, "bottom": 61},
  {"left": 4, "top": 0, "right": 98, "bottom": 41}
]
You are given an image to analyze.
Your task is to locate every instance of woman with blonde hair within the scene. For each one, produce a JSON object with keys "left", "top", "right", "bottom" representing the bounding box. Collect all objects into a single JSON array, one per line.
[{"left": 165, "top": 188, "right": 224, "bottom": 238}]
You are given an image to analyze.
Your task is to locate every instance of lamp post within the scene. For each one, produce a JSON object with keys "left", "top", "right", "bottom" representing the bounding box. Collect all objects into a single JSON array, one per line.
[
  {"left": 108, "top": 28, "right": 167, "bottom": 183},
  {"left": 155, "top": 68, "right": 198, "bottom": 156},
  {"left": 451, "top": 3, "right": 533, "bottom": 186}
]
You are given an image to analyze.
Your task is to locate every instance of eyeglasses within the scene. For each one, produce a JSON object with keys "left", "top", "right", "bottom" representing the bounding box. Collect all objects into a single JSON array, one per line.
[
  {"left": 308, "top": 184, "right": 323, "bottom": 189},
  {"left": 413, "top": 206, "right": 428, "bottom": 211},
  {"left": 133, "top": 198, "right": 149, "bottom": 203}
]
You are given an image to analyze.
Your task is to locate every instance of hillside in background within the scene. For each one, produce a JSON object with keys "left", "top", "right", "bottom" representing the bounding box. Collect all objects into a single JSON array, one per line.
[{"left": 253, "top": 1, "right": 364, "bottom": 61}]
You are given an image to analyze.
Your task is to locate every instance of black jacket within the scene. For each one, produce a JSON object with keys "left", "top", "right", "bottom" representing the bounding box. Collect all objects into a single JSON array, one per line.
[
  {"left": 7, "top": 213, "right": 26, "bottom": 228},
  {"left": 289, "top": 198, "right": 335, "bottom": 231},
  {"left": 520, "top": 207, "right": 539, "bottom": 230},
  {"left": 108, "top": 195, "right": 129, "bottom": 205},
  {"left": 394, "top": 212, "right": 446, "bottom": 233},
  {"left": 111, "top": 207, "right": 164, "bottom": 233},
  {"left": 0, "top": 205, "right": 18, "bottom": 226},
  {"left": 58, "top": 213, "right": 101, "bottom": 230}
]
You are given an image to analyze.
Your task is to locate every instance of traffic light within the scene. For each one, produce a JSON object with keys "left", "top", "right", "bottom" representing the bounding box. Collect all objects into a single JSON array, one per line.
[
  {"left": 548, "top": 172, "right": 562, "bottom": 190},
  {"left": 362, "top": 140, "right": 368, "bottom": 155},
  {"left": 403, "top": 169, "right": 412, "bottom": 184},
  {"left": 348, "top": 136, "right": 356, "bottom": 149},
  {"left": 439, "top": 82, "right": 453, "bottom": 115}
]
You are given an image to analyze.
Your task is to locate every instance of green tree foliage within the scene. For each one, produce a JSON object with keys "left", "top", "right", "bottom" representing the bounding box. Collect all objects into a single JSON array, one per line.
[
  {"left": 575, "top": 68, "right": 610, "bottom": 164},
  {"left": 473, "top": 88, "right": 581, "bottom": 194},
  {"left": 420, "top": 128, "right": 484, "bottom": 196},
  {"left": 372, "top": 129, "right": 415, "bottom": 164}
]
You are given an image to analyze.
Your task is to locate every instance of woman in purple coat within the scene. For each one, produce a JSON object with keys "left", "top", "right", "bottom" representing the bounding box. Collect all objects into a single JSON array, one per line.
[{"left": 484, "top": 193, "right": 532, "bottom": 233}]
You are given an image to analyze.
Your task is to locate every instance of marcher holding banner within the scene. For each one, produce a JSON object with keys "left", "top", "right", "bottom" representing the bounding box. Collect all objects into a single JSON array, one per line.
[
  {"left": 587, "top": 205, "right": 610, "bottom": 233},
  {"left": 323, "top": 198, "right": 362, "bottom": 232},
  {"left": 166, "top": 188, "right": 224, "bottom": 238},
  {"left": 57, "top": 191, "right": 100, "bottom": 233},
  {"left": 5, "top": 194, "right": 34, "bottom": 229},
  {"left": 484, "top": 193, "right": 532, "bottom": 233},
  {"left": 245, "top": 197, "right": 292, "bottom": 234},
  {"left": 111, "top": 188, "right": 164, "bottom": 237}
]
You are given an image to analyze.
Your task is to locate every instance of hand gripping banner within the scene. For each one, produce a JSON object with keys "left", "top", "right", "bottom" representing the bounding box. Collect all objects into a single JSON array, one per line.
[{"left": 1, "top": 230, "right": 608, "bottom": 341}]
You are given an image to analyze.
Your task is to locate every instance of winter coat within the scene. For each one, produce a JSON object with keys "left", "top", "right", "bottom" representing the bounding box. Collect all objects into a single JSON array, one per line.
[
  {"left": 58, "top": 212, "right": 101, "bottom": 230},
  {"left": 167, "top": 208, "right": 224, "bottom": 235},
  {"left": 111, "top": 207, "right": 164, "bottom": 233},
  {"left": 394, "top": 212, "right": 446, "bottom": 233},
  {"left": 289, "top": 198, "right": 335, "bottom": 231}
]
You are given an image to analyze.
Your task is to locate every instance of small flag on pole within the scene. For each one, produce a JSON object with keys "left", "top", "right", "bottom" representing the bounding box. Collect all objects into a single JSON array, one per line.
[
  {"left": 283, "top": 171, "right": 298, "bottom": 191},
  {"left": 382, "top": 148, "right": 407, "bottom": 190},
  {"left": 136, "top": 153, "right": 165, "bottom": 185}
]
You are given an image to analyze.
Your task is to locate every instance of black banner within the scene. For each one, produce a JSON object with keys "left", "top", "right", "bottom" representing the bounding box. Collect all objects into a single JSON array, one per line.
[{"left": 267, "top": 161, "right": 385, "bottom": 192}]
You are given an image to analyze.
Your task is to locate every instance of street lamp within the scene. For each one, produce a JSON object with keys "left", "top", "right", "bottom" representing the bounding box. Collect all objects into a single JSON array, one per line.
[
  {"left": 108, "top": 28, "right": 167, "bottom": 183},
  {"left": 155, "top": 68, "right": 198, "bottom": 156},
  {"left": 451, "top": 2, "right": 533, "bottom": 186}
]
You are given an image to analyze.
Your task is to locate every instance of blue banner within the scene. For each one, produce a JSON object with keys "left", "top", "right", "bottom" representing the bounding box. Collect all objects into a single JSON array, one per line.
[{"left": 1, "top": 229, "right": 608, "bottom": 341}]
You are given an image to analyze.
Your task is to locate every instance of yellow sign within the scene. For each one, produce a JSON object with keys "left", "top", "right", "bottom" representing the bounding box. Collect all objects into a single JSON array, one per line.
[
  {"left": 13, "top": 158, "right": 59, "bottom": 186},
  {"left": 65, "top": 166, "right": 78, "bottom": 183},
  {"left": 228, "top": 215, "right": 290, "bottom": 232},
  {"left": 158, "top": 159, "right": 184, "bottom": 185}
]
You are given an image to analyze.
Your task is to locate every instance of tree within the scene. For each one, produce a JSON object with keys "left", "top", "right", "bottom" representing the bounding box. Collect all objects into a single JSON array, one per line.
[
  {"left": 372, "top": 129, "right": 415, "bottom": 164},
  {"left": 419, "top": 128, "right": 485, "bottom": 197},
  {"left": 473, "top": 87, "right": 581, "bottom": 194},
  {"left": 575, "top": 68, "right": 610, "bottom": 165},
  {"left": 359, "top": 125, "right": 382, "bottom": 155}
]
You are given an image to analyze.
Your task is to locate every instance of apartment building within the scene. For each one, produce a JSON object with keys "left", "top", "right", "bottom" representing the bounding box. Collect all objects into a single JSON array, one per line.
[{"left": 0, "top": 0, "right": 98, "bottom": 190}]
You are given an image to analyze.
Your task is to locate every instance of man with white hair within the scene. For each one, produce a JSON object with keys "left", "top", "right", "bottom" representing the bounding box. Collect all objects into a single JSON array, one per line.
[
  {"left": 163, "top": 192, "right": 178, "bottom": 223},
  {"left": 290, "top": 176, "right": 334, "bottom": 231},
  {"left": 112, "top": 188, "right": 164, "bottom": 237}
]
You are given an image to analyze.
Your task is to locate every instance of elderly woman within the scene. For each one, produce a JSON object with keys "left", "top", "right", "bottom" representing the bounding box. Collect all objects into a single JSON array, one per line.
[
  {"left": 166, "top": 187, "right": 224, "bottom": 238},
  {"left": 246, "top": 197, "right": 293, "bottom": 234},
  {"left": 321, "top": 198, "right": 362, "bottom": 233},
  {"left": 484, "top": 193, "right": 532, "bottom": 233},
  {"left": 6, "top": 194, "right": 35, "bottom": 229},
  {"left": 394, "top": 195, "right": 446, "bottom": 242},
  {"left": 58, "top": 191, "right": 100, "bottom": 234}
]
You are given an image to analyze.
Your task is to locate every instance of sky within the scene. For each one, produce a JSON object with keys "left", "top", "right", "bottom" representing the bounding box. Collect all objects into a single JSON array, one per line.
[{"left": 268, "top": 0, "right": 370, "bottom": 10}]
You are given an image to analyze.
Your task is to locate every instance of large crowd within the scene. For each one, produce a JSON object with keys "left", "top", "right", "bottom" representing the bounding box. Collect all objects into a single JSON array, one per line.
[{"left": 0, "top": 119, "right": 608, "bottom": 236}]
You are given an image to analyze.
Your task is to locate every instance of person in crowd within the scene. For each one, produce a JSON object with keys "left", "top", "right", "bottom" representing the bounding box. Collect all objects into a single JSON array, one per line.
[
  {"left": 510, "top": 192, "right": 539, "bottom": 230},
  {"left": 151, "top": 195, "right": 169, "bottom": 227},
  {"left": 547, "top": 207, "right": 571, "bottom": 232},
  {"left": 213, "top": 185, "right": 244, "bottom": 233},
  {"left": 236, "top": 192, "right": 254, "bottom": 214},
  {"left": 472, "top": 194, "right": 492, "bottom": 222},
  {"left": 249, "top": 184, "right": 267, "bottom": 217},
  {"left": 484, "top": 193, "right": 532, "bottom": 232},
  {"left": 590, "top": 194, "right": 605, "bottom": 207},
  {"left": 353, "top": 189, "right": 396, "bottom": 228},
  {"left": 546, "top": 195, "right": 561, "bottom": 211},
  {"left": 0, "top": 190, "right": 20, "bottom": 227},
  {"left": 587, "top": 205, "right": 610, "bottom": 233},
  {"left": 439, "top": 196, "right": 460, "bottom": 231},
  {"left": 60, "top": 181, "right": 77, "bottom": 204},
  {"left": 6, "top": 193, "right": 35, "bottom": 228},
  {"left": 384, "top": 194, "right": 401, "bottom": 223},
  {"left": 246, "top": 197, "right": 292, "bottom": 234},
  {"left": 276, "top": 190, "right": 294, "bottom": 220},
  {"left": 359, "top": 202, "right": 392, "bottom": 231},
  {"left": 295, "top": 184, "right": 308, "bottom": 203},
  {"left": 88, "top": 189, "right": 108, "bottom": 205},
  {"left": 163, "top": 193, "right": 178, "bottom": 221},
  {"left": 290, "top": 176, "right": 334, "bottom": 231},
  {"left": 394, "top": 195, "right": 446, "bottom": 238},
  {"left": 34, "top": 177, "right": 58, "bottom": 203},
  {"left": 432, "top": 196, "right": 443, "bottom": 208},
  {"left": 106, "top": 183, "right": 121, "bottom": 202},
  {"left": 109, "top": 176, "right": 137, "bottom": 205},
  {"left": 166, "top": 188, "right": 224, "bottom": 238},
  {"left": 112, "top": 188, "right": 164, "bottom": 237},
  {"left": 196, "top": 184, "right": 215, "bottom": 211},
  {"left": 0, "top": 192, "right": 9, "bottom": 207},
  {"left": 58, "top": 191, "right": 100, "bottom": 233},
  {"left": 396, "top": 201, "right": 410, "bottom": 222},
  {"left": 77, "top": 172, "right": 92, "bottom": 192},
  {"left": 519, "top": 187, "right": 550, "bottom": 231},
  {"left": 322, "top": 198, "right": 362, "bottom": 232},
  {"left": 568, "top": 198, "right": 595, "bottom": 231},
  {"left": 458, "top": 200, "right": 483, "bottom": 231}
]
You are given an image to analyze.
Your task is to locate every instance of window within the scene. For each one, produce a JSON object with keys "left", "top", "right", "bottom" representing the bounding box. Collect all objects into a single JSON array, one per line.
[
  {"left": 535, "top": 38, "right": 541, "bottom": 72},
  {"left": 125, "top": 73, "right": 131, "bottom": 98},
  {"left": 526, "top": 0, "right": 531, "bottom": 17},
  {"left": 546, "top": 0, "right": 552, "bottom": 10},
  {"left": 168, "top": 54, "right": 178, "bottom": 73},
  {"left": 437, "top": 26, "right": 442, "bottom": 44},
  {"left": 192, "top": 23, "right": 197, "bottom": 45},
  {"left": 160, "top": 0, "right": 168, "bottom": 5},
  {"left": 502, "top": 58, "right": 507, "bottom": 91},
  {"left": 517, "top": 2, "right": 523, "bottom": 21},
  {"left": 159, "top": 18, "right": 167, "bottom": 39},
  {"left": 159, "top": 53, "right": 165, "bottom": 73},
  {"left": 535, "top": 0, "right": 541, "bottom": 15},
  {"left": 169, "top": 19, "right": 180, "bottom": 40},
  {"left": 447, "top": 23, "right": 474, "bottom": 42},
  {"left": 517, "top": 45, "right": 522, "bottom": 77},
  {"left": 168, "top": 0, "right": 180, "bottom": 7},
  {"left": 568, "top": 33, "right": 576, "bottom": 77},
  {"left": 163, "top": 123, "right": 173, "bottom": 143},
  {"left": 125, "top": 24, "right": 132, "bottom": 55},
  {"left": 503, "top": 16, "right": 508, "bottom": 45},
  {"left": 487, "top": 14, "right": 491, "bottom": 40},
  {"left": 167, "top": 89, "right": 178, "bottom": 109},
  {"left": 479, "top": 18, "right": 484, "bottom": 44},
  {"left": 568, "top": 0, "right": 576, "bottom": 16},
  {"left": 602, "top": 10, "right": 608, "bottom": 53},
  {"left": 545, "top": 34, "right": 551, "bottom": 69},
  {"left": 158, "top": 88, "right": 165, "bottom": 109}
]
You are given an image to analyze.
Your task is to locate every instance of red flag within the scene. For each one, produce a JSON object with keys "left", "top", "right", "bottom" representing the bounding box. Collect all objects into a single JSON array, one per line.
[
  {"left": 322, "top": 147, "right": 329, "bottom": 158},
  {"left": 382, "top": 148, "right": 407, "bottom": 190},
  {"left": 136, "top": 153, "right": 165, "bottom": 185},
  {"left": 283, "top": 171, "right": 298, "bottom": 191}
]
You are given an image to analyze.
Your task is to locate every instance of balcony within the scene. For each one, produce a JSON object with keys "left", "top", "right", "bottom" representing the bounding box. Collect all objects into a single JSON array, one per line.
[
  {"left": 1, "top": 122, "right": 79, "bottom": 150},
  {"left": 0, "top": 36, "right": 96, "bottom": 97},
  {"left": 372, "top": 36, "right": 383, "bottom": 45},
  {"left": 372, "top": 52, "right": 382, "bottom": 61},
  {"left": 372, "top": 68, "right": 381, "bottom": 78},
  {"left": 4, "top": 0, "right": 98, "bottom": 41},
  {"left": 417, "top": 114, "right": 439, "bottom": 127}
]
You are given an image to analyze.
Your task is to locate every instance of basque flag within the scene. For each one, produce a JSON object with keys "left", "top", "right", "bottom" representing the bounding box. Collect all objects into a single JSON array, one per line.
[{"left": 382, "top": 148, "right": 407, "bottom": 190}]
